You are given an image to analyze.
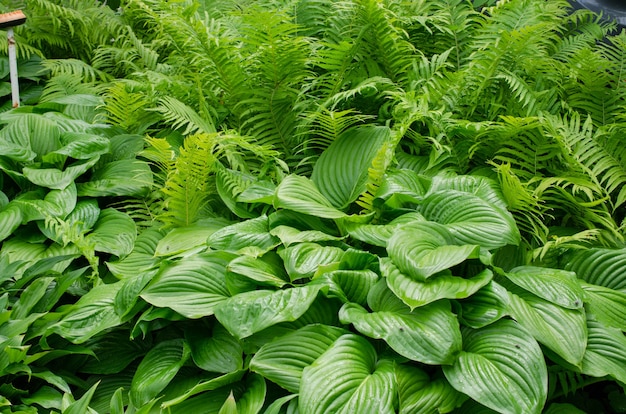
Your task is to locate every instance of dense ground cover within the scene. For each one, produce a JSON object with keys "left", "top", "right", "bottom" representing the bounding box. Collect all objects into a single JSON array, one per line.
[{"left": 0, "top": 0, "right": 626, "bottom": 412}]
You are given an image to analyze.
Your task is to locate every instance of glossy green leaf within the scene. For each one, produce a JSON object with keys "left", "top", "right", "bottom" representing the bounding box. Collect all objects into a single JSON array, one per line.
[
  {"left": 339, "top": 300, "right": 462, "bottom": 364},
  {"left": 23, "top": 157, "right": 99, "bottom": 190},
  {"left": 270, "top": 225, "right": 344, "bottom": 247},
  {"left": 262, "top": 394, "right": 298, "bottom": 414},
  {"left": 345, "top": 212, "right": 427, "bottom": 247},
  {"left": 428, "top": 174, "right": 509, "bottom": 211},
  {"left": 581, "top": 282, "right": 626, "bottom": 331},
  {"left": 11, "top": 276, "right": 54, "bottom": 320},
  {"left": 565, "top": 248, "right": 626, "bottom": 290},
  {"left": 376, "top": 168, "right": 430, "bottom": 201},
  {"left": 214, "top": 284, "right": 323, "bottom": 339},
  {"left": 311, "top": 125, "right": 391, "bottom": 209},
  {"left": 141, "top": 253, "right": 232, "bottom": 318},
  {"left": 274, "top": 175, "right": 347, "bottom": 219},
  {"left": 443, "top": 319, "right": 548, "bottom": 414},
  {"left": 382, "top": 258, "right": 492, "bottom": 309},
  {"left": 396, "top": 365, "right": 466, "bottom": 414},
  {"left": 227, "top": 253, "right": 289, "bottom": 288},
  {"left": 81, "top": 331, "right": 152, "bottom": 375},
  {"left": 505, "top": 266, "right": 584, "bottom": 309},
  {"left": 323, "top": 269, "right": 379, "bottom": 305},
  {"left": 130, "top": 339, "right": 190, "bottom": 407},
  {"left": 279, "top": 243, "right": 345, "bottom": 281},
  {"left": 161, "top": 371, "right": 245, "bottom": 409},
  {"left": 581, "top": 318, "right": 626, "bottom": 383},
  {"left": 87, "top": 208, "right": 136, "bottom": 257},
  {"left": 187, "top": 323, "right": 243, "bottom": 373},
  {"left": 0, "top": 204, "right": 23, "bottom": 242},
  {"left": 458, "top": 281, "right": 509, "bottom": 329},
  {"left": 63, "top": 381, "right": 99, "bottom": 414},
  {"left": 77, "top": 159, "right": 153, "bottom": 197},
  {"left": 233, "top": 373, "right": 266, "bottom": 414},
  {"left": 52, "top": 132, "right": 110, "bottom": 159},
  {"left": 207, "top": 216, "right": 280, "bottom": 256},
  {"left": 388, "top": 221, "right": 480, "bottom": 281},
  {"left": 300, "top": 334, "right": 395, "bottom": 414},
  {"left": 0, "top": 113, "right": 61, "bottom": 157},
  {"left": 250, "top": 324, "right": 345, "bottom": 393},
  {"left": 154, "top": 221, "right": 227, "bottom": 257}
]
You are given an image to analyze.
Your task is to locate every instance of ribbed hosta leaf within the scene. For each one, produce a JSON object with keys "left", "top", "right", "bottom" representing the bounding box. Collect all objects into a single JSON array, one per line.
[
  {"left": 274, "top": 175, "right": 347, "bottom": 219},
  {"left": 270, "top": 225, "right": 345, "bottom": 247},
  {"left": 506, "top": 286, "right": 587, "bottom": 366},
  {"left": 107, "top": 227, "right": 163, "bottom": 278},
  {"left": 23, "top": 157, "right": 99, "bottom": 190},
  {"left": 186, "top": 323, "right": 243, "bottom": 373},
  {"left": 39, "top": 199, "right": 100, "bottom": 243},
  {"left": 418, "top": 190, "right": 520, "bottom": 250},
  {"left": 382, "top": 258, "right": 492, "bottom": 309},
  {"left": 429, "top": 174, "right": 509, "bottom": 211},
  {"left": 81, "top": 331, "right": 152, "bottom": 375},
  {"left": 160, "top": 371, "right": 244, "bottom": 409},
  {"left": 16, "top": 184, "right": 77, "bottom": 221},
  {"left": 77, "top": 159, "right": 153, "bottom": 197},
  {"left": 387, "top": 222, "right": 480, "bottom": 281},
  {"left": 565, "top": 248, "right": 626, "bottom": 290},
  {"left": 207, "top": 216, "right": 280, "bottom": 256},
  {"left": 52, "top": 132, "right": 110, "bottom": 159},
  {"left": 214, "top": 284, "right": 323, "bottom": 339},
  {"left": 505, "top": 266, "right": 584, "bottom": 309},
  {"left": 130, "top": 339, "right": 190, "bottom": 407},
  {"left": 324, "top": 269, "right": 379, "bottom": 305},
  {"left": 339, "top": 300, "right": 461, "bottom": 365},
  {"left": 227, "top": 253, "right": 289, "bottom": 288},
  {"left": 140, "top": 253, "right": 232, "bottom": 318},
  {"left": 396, "top": 365, "right": 466, "bottom": 414},
  {"left": 443, "top": 320, "right": 548, "bottom": 414},
  {"left": 376, "top": 168, "right": 430, "bottom": 201},
  {"left": 87, "top": 208, "right": 136, "bottom": 257},
  {"left": 581, "top": 318, "right": 626, "bottom": 383},
  {"left": 345, "top": 212, "right": 427, "bottom": 247},
  {"left": 458, "top": 281, "right": 509, "bottom": 329},
  {"left": 155, "top": 222, "right": 226, "bottom": 257},
  {"left": 311, "top": 125, "right": 391, "bottom": 209},
  {"left": 581, "top": 282, "right": 626, "bottom": 331},
  {"left": 0, "top": 113, "right": 61, "bottom": 156},
  {"left": 49, "top": 282, "right": 123, "bottom": 344},
  {"left": 279, "top": 243, "right": 345, "bottom": 281},
  {"left": 300, "top": 334, "right": 395, "bottom": 414},
  {"left": 250, "top": 324, "right": 346, "bottom": 393},
  {"left": 0, "top": 204, "right": 22, "bottom": 242}
]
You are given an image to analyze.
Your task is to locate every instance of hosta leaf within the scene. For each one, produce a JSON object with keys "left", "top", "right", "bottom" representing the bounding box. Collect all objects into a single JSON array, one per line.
[
  {"left": 49, "top": 282, "right": 123, "bottom": 344},
  {"left": 87, "top": 208, "right": 136, "bottom": 257},
  {"left": 63, "top": 381, "right": 99, "bottom": 414},
  {"left": 581, "top": 282, "right": 626, "bottom": 331},
  {"left": 214, "top": 284, "right": 323, "bottom": 339},
  {"left": 250, "top": 324, "right": 346, "bottom": 393},
  {"left": 186, "top": 323, "right": 243, "bottom": 373},
  {"left": 382, "top": 258, "right": 492, "bottom": 309},
  {"left": 114, "top": 269, "right": 156, "bottom": 318},
  {"left": 17, "top": 184, "right": 77, "bottom": 221},
  {"left": 207, "top": 216, "right": 280, "bottom": 256},
  {"left": 130, "top": 339, "right": 190, "bottom": 407},
  {"left": 0, "top": 113, "right": 61, "bottom": 156},
  {"left": 81, "top": 331, "right": 152, "bottom": 375},
  {"left": 279, "top": 243, "right": 345, "bottom": 281},
  {"left": 458, "top": 281, "right": 509, "bottom": 329},
  {"left": 232, "top": 373, "right": 266, "bottom": 414},
  {"left": 274, "top": 175, "right": 347, "bottom": 219},
  {"left": 443, "top": 319, "right": 548, "bottom": 414},
  {"left": 396, "top": 365, "right": 466, "bottom": 414},
  {"left": 270, "top": 225, "right": 344, "bottom": 247},
  {"left": 300, "top": 334, "right": 395, "bottom": 414},
  {"left": 155, "top": 222, "right": 227, "bottom": 257},
  {"left": 505, "top": 286, "right": 587, "bottom": 367},
  {"left": 339, "top": 300, "right": 462, "bottom": 365},
  {"left": 262, "top": 394, "right": 298, "bottom": 414},
  {"left": 345, "top": 212, "right": 427, "bottom": 247},
  {"left": 0, "top": 139, "right": 36, "bottom": 162},
  {"left": 51, "top": 132, "right": 110, "bottom": 159},
  {"left": 161, "top": 371, "right": 244, "bottom": 409},
  {"left": 11, "top": 276, "right": 54, "bottom": 320},
  {"left": 141, "top": 253, "right": 232, "bottom": 318},
  {"left": 311, "top": 125, "right": 391, "bottom": 209},
  {"left": 418, "top": 190, "right": 520, "bottom": 250},
  {"left": 581, "top": 318, "right": 626, "bottom": 383},
  {"left": 428, "top": 174, "right": 509, "bottom": 211},
  {"left": 0, "top": 204, "right": 22, "bottom": 242},
  {"left": 227, "top": 252, "right": 289, "bottom": 288},
  {"left": 504, "top": 266, "right": 584, "bottom": 309},
  {"left": 565, "top": 248, "right": 626, "bottom": 290},
  {"left": 23, "top": 157, "right": 99, "bottom": 190},
  {"left": 77, "top": 159, "right": 153, "bottom": 197},
  {"left": 38, "top": 199, "right": 100, "bottom": 243},
  {"left": 376, "top": 168, "right": 430, "bottom": 201},
  {"left": 387, "top": 222, "right": 480, "bottom": 281},
  {"left": 323, "top": 269, "right": 379, "bottom": 305}
]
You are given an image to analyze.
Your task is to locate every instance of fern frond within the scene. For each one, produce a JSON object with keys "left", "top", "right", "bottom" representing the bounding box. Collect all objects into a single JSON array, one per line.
[
  {"left": 151, "top": 96, "right": 216, "bottom": 135},
  {"left": 102, "top": 81, "right": 159, "bottom": 134}
]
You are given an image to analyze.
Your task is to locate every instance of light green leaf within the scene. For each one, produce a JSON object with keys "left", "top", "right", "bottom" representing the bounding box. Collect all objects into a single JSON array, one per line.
[
  {"left": 565, "top": 248, "right": 626, "bottom": 290},
  {"left": 52, "top": 132, "right": 110, "bottom": 160},
  {"left": 63, "top": 381, "right": 99, "bottom": 414},
  {"left": 141, "top": 253, "right": 232, "bottom": 318},
  {"left": 382, "top": 258, "right": 492, "bottom": 309},
  {"left": 87, "top": 208, "right": 136, "bottom": 257},
  {"left": 186, "top": 323, "right": 243, "bottom": 373},
  {"left": 581, "top": 318, "right": 626, "bottom": 383},
  {"left": 161, "top": 371, "right": 245, "bottom": 409},
  {"left": 155, "top": 221, "right": 227, "bottom": 257},
  {"left": 581, "top": 282, "right": 626, "bottom": 331},
  {"left": 227, "top": 253, "right": 289, "bottom": 288},
  {"left": 214, "top": 284, "right": 323, "bottom": 339},
  {"left": 274, "top": 175, "right": 347, "bottom": 219},
  {"left": 234, "top": 373, "right": 266, "bottom": 414},
  {"left": 339, "top": 300, "right": 462, "bottom": 365},
  {"left": 458, "top": 281, "right": 509, "bottom": 329},
  {"left": 11, "top": 277, "right": 54, "bottom": 320},
  {"left": 443, "top": 319, "right": 548, "bottom": 414},
  {"left": 387, "top": 222, "right": 480, "bottom": 281},
  {"left": 219, "top": 392, "right": 238, "bottom": 414},
  {"left": 323, "top": 269, "right": 379, "bottom": 305},
  {"left": 77, "top": 159, "right": 153, "bottom": 197},
  {"left": 0, "top": 204, "right": 22, "bottom": 242},
  {"left": 207, "top": 216, "right": 280, "bottom": 256},
  {"left": 505, "top": 266, "right": 584, "bottom": 309},
  {"left": 396, "top": 365, "right": 466, "bottom": 414},
  {"left": 428, "top": 174, "right": 509, "bottom": 211},
  {"left": 250, "top": 324, "right": 346, "bottom": 393},
  {"left": 345, "top": 212, "right": 427, "bottom": 247},
  {"left": 376, "top": 168, "right": 430, "bottom": 201},
  {"left": 311, "top": 125, "right": 391, "bottom": 209},
  {"left": 0, "top": 113, "right": 61, "bottom": 156},
  {"left": 130, "top": 339, "right": 190, "bottom": 407},
  {"left": 300, "top": 334, "right": 395, "bottom": 414},
  {"left": 270, "top": 225, "right": 344, "bottom": 247},
  {"left": 279, "top": 243, "right": 345, "bottom": 281},
  {"left": 23, "top": 157, "right": 99, "bottom": 190},
  {"left": 262, "top": 394, "right": 298, "bottom": 414}
]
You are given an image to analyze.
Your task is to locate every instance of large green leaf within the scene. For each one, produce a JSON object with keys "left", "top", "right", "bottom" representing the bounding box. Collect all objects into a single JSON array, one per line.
[
  {"left": 227, "top": 252, "right": 289, "bottom": 289},
  {"left": 23, "top": 157, "right": 99, "bottom": 190},
  {"left": 0, "top": 204, "right": 22, "bottom": 242},
  {"left": 155, "top": 221, "right": 227, "bottom": 257},
  {"left": 0, "top": 113, "right": 61, "bottom": 157},
  {"left": 417, "top": 190, "right": 520, "bottom": 250},
  {"left": 77, "top": 159, "right": 153, "bottom": 197},
  {"left": 581, "top": 318, "right": 626, "bottom": 383},
  {"left": 160, "top": 371, "right": 245, "bottom": 409},
  {"left": 443, "top": 319, "right": 548, "bottom": 414},
  {"left": 428, "top": 174, "right": 509, "bottom": 211},
  {"left": 581, "top": 282, "right": 626, "bottom": 331},
  {"left": 207, "top": 216, "right": 280, "bottom": 256},
  {"left": 339, "top": 300, "right": 461, "bottom": 365},
  {"left": 458, "top": 281, "right": 509, "bottom": 329},
  {"left": 87, "top": 208, "right": 136, "bottom": 257},
  {"left": 387, "top": 222, "right": 481, "bottom": 281},
  {"left": 504, "top": 266, "right": 584, "bottom": 309},
  {"left": 311, "top": 125, "right": 391, "bottom": 209},
  {"left": 300, "top": 334, "right": 395, "bottom": 414},
  {"left": 274, "top": 175, "right": 347, "bottom": 219},
  {"left": 214, "top": 284, "right": 323, "bottom": 339},
  {"left": 564, "top": 248, "right": 626, "bottom": 290},
  {"left": 250, "top": 324, "right": 346, "bottom": 393},
  {"left": 279, "top": 243, "right": 345, "bottom": 281},
  {"left": 345, "top": 212, "right": 427, "bottom": 247},
  {"left": 396, "top": 365, "right": 466, "bottom": 414},
  {"left": 130, "top": 339, "right": 190, "bottom": 407},
  {"left": 50, "top": 131, "right": 110, "bottom": 160},
  {"left": 141, "top": 253, "right": 233, "bottom": 318},
  {"left": 323, "top": 269, "right": 379, "bottom": 305},
  {"left": 382, "top": 258, "right": 492, "bottom": 309},
  {"left": 186, "top": 322, "right": 243, "bottom": 373}
]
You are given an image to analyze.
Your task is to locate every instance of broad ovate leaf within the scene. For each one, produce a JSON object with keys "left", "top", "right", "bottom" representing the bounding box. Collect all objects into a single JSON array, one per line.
[
  {"left": 396, "top": 364, "right": 466, "bottom": 414},
  {"left": 186, "top": 323, "right": 243, "bottom": 373},
  {"left": 214, "top": 284, "right": 323, "bottom": 339},
  {"left": 77, "top": 159, "right": 154, "bottom": 197},
  {"left": 458, "top": 281, "right": 509, "bottom": 329},
  {"left": 207, "top": 215, "right": 280, "bottom": 256},
  {"left": 581, "top": 282, "right": 626, "bottom": 331},
  {"left": 339, "top": 300, "right": 461, "bottom": 365},
  {"left": 565, "top": 248, "right": 626, "bottom": 290},
  {"left": 130, "top": 339, "right": 190, "bottom": 407},
  {"left": 311, "top": 125, "right": 391, "bottom": 209},
  {"left": 581, "top": 318, "right": 626, "bottom": 383},
  {"left": 140, "top": 252, "right": 232, "bottom": 318},
  {"left": 387, "top": 221, "right": 480, "bottom": 281},
  {"left": 323, "top": 269, "right": 379, "bottom": 305},
  {"left": 382, "top": 258, "right": 492, "bottom": 309},
  {"left": 504, "top": 266, "right": 584, "bottom": 309},
  {"left": 279, "top": 242, "right": 345, "bottom": 281},
  {"left": 0, "top": 204, "right": 22, "bottom": 242},
  {"left": 155, "top": 221, "right": 227, "bottom": 257},
  {"left": 300, "top": 334, "right": 395, "bottom": 414},
  {"left": 23, "top": 157, "right": 99, "bottom": 190},
  {"left": 87, "top": 208, "right": 136, "bottom": 257},
  {"left": 443, "top": 319, "right": 548, "bottom": 414},
  {"left": 227, "top": 252, "right": 289, "bottom": 288},
  {"left": 274, "top": 175, "right": 347, "bottom": 219},
  {"left": 250, "top": 324, "right": 346, "bottom": 393}
]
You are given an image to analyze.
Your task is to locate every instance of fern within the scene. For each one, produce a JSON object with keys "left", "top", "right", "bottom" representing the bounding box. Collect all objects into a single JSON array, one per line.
[
  {"left": 151, "top": 96, "right": 216, "bottom": 136},
  {"left": 102, "top": 81, "right": 159, "bottom": 134}
]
